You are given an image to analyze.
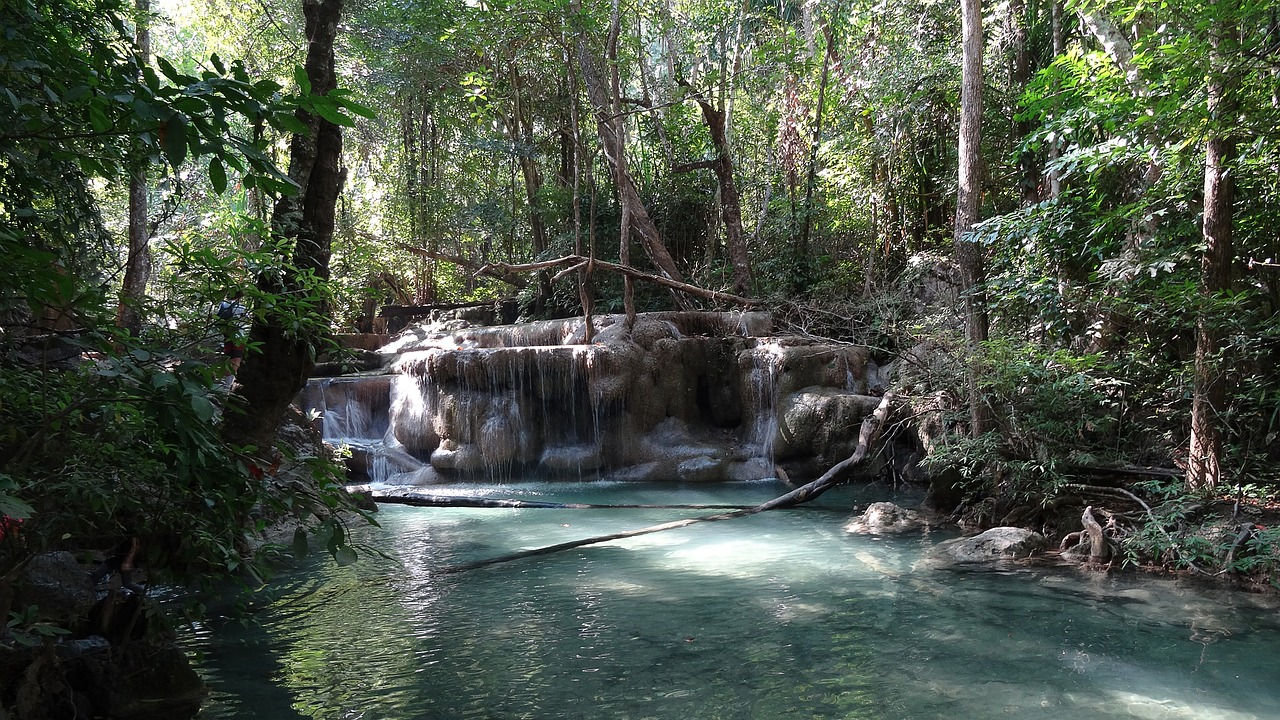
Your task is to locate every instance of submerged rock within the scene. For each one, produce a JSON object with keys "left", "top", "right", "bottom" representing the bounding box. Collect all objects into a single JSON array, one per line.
[{"left": 844, "top": 502, "right": 926, "bottom": 534}]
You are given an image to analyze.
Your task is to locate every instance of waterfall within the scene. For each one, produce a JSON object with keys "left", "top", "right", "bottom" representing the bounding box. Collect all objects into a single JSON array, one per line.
[
  {"left": 743, "top": 342, "right": 783, "bottom": 472},
  {"left": 297, "top": 311, "right": 881, "bottom": 487}
]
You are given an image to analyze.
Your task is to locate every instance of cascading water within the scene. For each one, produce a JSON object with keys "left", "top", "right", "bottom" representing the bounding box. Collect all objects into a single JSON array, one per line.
[{"left": 742, "top": 341, "right": 784, "bottom": 471}]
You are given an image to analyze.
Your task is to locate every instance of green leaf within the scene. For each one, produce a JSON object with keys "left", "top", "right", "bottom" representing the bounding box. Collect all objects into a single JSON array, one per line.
[
  {"left": 311, "top": 100, "right": 354, "bottom": 127},
  {"left": 292, "top": 65, "right": 311, "bottom": 96},
  {"left": 156, "top": 56, "right": 183, "bottom": 83},
  {"left": 88, "top": 104, "right": 110, "bottom": 132},
  {"left": 333, "top": 545, "right": 358, "bottom": 566},
  {"left": 274, "top": 113, "right": 308, "bottom": 134},
  {"left": 209, "top": 158, "right": 227, "bottom": 193},
  {"left": 0, "top": 493, "right": 34, "bottom": 521},
  {"left": 161, "top": 115, "right": 189, "bottom": 167},
  {"left": 335, "top": 96, "right": 377, "bottom": 120},
  {"left": 190, "top": 394, "right": 216, "bottom": 422}
]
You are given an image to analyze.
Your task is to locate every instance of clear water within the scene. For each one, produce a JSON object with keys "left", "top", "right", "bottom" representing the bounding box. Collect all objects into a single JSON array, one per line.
[{"left": 187, "top": 481, "right": 1280, "bottom": 720}]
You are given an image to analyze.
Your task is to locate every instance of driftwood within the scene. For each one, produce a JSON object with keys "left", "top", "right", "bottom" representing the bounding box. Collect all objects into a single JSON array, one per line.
[
  {"left": 1065, "top": 464, "right": 1181, "bottom": 479},
  {"left": 481, "top": 254, "right": 762, "bottom": 308},
  {"left": 1062, "top": 483, "right": 1217, "bottom": 576},
  {"left": 440, "top": 392, "right": 896, "bottom": 574},
  {"left": 1080, "top": 505, "right": 1111, "bottom": 561}
]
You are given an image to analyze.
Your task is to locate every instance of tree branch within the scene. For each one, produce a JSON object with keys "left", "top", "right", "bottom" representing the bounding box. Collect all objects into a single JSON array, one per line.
[
  {"left": 397, "top": 243, "right": 529, "bottom": 288},
  {"left": 482, "top": 254, "right": 761, "bottom": 307}
]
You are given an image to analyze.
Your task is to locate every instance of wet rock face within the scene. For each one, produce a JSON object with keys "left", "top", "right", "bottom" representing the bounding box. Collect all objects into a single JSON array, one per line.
[{"left": 300, "top": 312, "right": 895, "bottom": 484}]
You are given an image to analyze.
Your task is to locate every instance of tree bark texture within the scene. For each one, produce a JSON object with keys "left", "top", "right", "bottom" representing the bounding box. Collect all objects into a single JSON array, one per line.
[
  {"left": 225, "top": 0, "right": 344, "bottom": 448},
  {"left": 955, "top": 0, "right": 993, "bottom": 436},
  {"left": 1187, "top": 5, "right": 1238, "bottom": 491}
]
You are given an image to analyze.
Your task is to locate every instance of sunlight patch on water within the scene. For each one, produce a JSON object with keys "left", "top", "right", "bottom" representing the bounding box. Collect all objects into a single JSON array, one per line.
[{"left": 188, "top": 489, "right": 1280, "bottom": 720}]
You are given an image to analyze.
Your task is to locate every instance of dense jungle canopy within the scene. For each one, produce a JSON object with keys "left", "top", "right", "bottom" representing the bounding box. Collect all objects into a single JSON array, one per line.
[{"left": 2, "top": 0, "right": 1280, "bottom": 604}]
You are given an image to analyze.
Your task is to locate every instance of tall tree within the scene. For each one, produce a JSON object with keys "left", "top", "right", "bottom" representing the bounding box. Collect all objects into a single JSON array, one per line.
[
  {"left": 225, "top": 0, "right": 345, "bottom": 447},
  {"left": 675, "top": 80, "right": 754, "bottom": 296},
  {"left": 573, "top": 0, "right": 686, "bottom": 287},
  {"left": 116, "top": 0, "right": 151, "bottom": 335},
  {"left": 955, "top": 0, "right": 992, "bottom": 435},
  {"left": 1186, "top": 0, "right": 1239, "bottom": 491}
]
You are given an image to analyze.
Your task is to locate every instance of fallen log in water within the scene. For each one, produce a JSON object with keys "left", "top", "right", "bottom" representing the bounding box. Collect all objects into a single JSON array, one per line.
[
  {"left": 360, "top": 491, "right": 760, "bottom": 511},
  {"left": 439, "top": 392, "right": 897, "bottom": 573}
]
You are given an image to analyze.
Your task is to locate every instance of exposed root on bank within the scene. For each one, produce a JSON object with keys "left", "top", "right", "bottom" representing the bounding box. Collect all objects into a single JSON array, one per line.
[{"left": 439, "top": 393, "right": 897, "bottom": 574}]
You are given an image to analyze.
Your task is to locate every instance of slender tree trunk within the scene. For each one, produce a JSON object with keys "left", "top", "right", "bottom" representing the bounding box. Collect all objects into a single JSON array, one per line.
[
  {"left": 567, "top": 46, "right": 595, "bottom": 342},
  {"left": 1047, "top": 0, "right": 1064, "bottom": 198},
  {"left": 679, "top": 82, "right": 753, "bottom": 296},
  {"left": 1008, "top": 0, "right": 1037, "bottom": 205},
  {"left": 606, "top": 0, "right": 638, "bottom": 325},
  {"left": 956, "top": 0, "right": 993, "bottom": 436},
  {"left": 225, "top": 0, "right": 345, "bottom": 448},
  {"left": 1187, "top": 4, "right": 1238, "bottom": 491},
  {"left": 117, "top": 0, "right": 151, "bottom": 335},
  {"left": 508, "top": 65, "right": 552, "bottom": 312},
  {"left": 796, "top": 22, "right": 835, "bottom": 294},
  {"left": 573, "top": 2, "right": 685, "bottom": 290}
]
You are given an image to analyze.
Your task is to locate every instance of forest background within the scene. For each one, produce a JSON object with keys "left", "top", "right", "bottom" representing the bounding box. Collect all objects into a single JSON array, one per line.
[{"left": 2, "top": 0, "right": 1280, "bottom": 627}]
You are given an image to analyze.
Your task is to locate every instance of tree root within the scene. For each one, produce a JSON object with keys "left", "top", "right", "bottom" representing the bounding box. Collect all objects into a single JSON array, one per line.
[{"left": 1061, "top": 483, "right": 1217, "bottom": 576}]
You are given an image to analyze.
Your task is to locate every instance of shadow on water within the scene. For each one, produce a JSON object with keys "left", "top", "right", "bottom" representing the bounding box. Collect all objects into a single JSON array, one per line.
[{"left": 188, "top": 482, "right": 1280, "bottom": 720}]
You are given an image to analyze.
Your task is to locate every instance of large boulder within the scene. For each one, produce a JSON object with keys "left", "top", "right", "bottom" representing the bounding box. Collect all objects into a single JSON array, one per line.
[
  {"left": 15, "top": 551, "right": 95, "bottom": 623},
  {"left": 844, "top": 502, "right": 927, "bottom": 534},
  {"left": 931, "top": 527, "right": 1047, "bottom": 563},
  {"left": 776, "top": 388, "right": 883, "bottom": 464}
]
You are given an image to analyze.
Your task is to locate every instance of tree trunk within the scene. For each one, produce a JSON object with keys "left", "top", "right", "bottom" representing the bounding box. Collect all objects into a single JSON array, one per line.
[
  {"left": 1047, "top": 0, "right": 1064, "bottom": 198},
  {"left": 796, "top": 22, "right": 835, "bottom": 294},
  {"left": 224, "top": 0, "right": 345, "bottom": 448},
  {"left": 1187, "top": 4, "right": 1237, "bottom": 491},
  {"left": 956, "top": 0, "right": 992, "bottom": 435},
  {"left": 573, "top": 1, "right": 685, "bottom": 289},
  {"left": 116, "top": 0, "right": 150, "bottom": 336},
  {"left": 566, "top": 44, "right": 595, "bottom": 342},
  {"left": 679, "top": 82, "right": 753, "bottom": 296},
  {"left": 1008, "top": 0, "right": 1037, "bottom": 206},
  {"left": 508, "top": 65, "right": 552, "bottom": 312}
]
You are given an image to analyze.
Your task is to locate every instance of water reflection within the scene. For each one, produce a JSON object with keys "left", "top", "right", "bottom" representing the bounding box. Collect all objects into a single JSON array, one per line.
[{"left": 190, "top": 482, "right": 1280, "bottom": 720}]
